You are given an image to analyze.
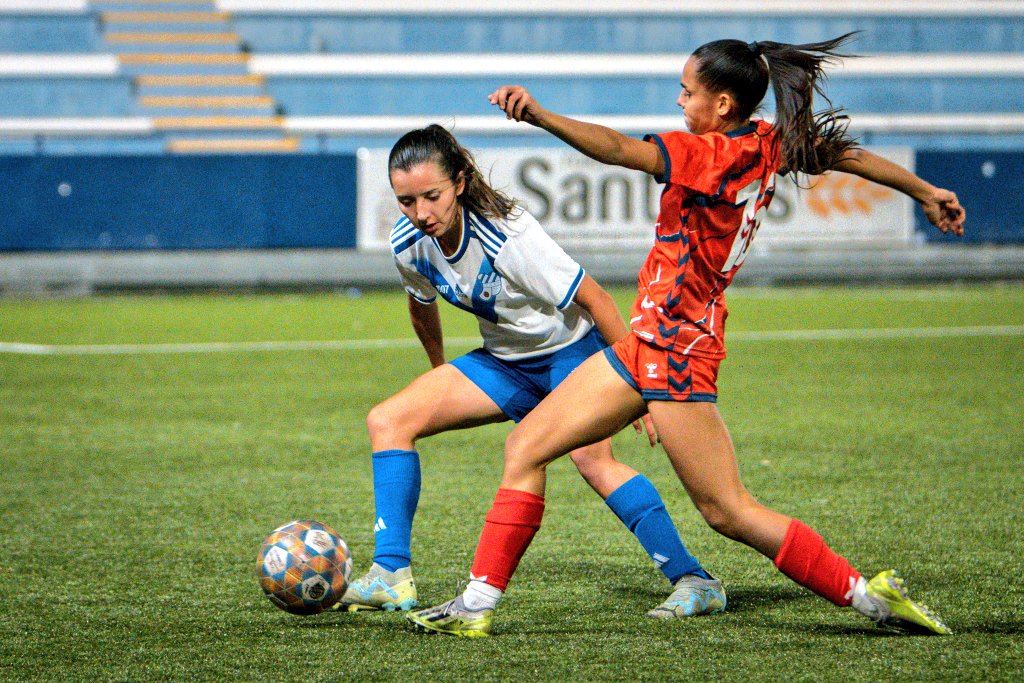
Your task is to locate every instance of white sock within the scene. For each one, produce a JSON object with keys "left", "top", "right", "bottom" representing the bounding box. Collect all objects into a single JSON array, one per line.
[
  {"left": 850, "top": 576, "right": 880, "bottom": 619},
  {"left": 462, "top": 579, "right": 503, "bottom": 611}
]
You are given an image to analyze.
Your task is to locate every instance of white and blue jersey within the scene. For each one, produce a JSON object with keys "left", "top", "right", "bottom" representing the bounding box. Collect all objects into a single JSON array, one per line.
[{"left": 390, "top": 206, "right": 592, "bottom": 361}]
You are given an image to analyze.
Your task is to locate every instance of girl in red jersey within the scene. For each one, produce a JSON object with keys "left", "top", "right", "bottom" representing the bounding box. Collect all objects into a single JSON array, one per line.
[{"left": 407, "top": 35, "right": 965, "bottom": 637}]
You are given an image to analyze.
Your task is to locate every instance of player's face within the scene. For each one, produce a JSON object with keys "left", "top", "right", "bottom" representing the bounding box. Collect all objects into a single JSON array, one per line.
[
  {"left": 390, "top": 160, "right": 465, "bottom": 242},
  {"left": 676, "top": 56, "right": 723, "bottom": 135}
]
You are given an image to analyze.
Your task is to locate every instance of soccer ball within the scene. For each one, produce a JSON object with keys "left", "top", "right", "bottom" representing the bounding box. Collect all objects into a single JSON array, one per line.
[{"left": 256, "top": 520, "right": 353, "bottom": 615}]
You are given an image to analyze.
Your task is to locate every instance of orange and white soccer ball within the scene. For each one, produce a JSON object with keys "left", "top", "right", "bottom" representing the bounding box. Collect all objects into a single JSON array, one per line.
[{"left": 256, "top": 520, "right": 353, "bottom": 615}]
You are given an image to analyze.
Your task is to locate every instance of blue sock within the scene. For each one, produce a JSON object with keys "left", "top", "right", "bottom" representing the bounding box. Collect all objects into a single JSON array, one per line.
[
  {"left": 604, "top": 474, "right": 712, "bottom": 583},
  {"left": 370, "top": 449, "right": 421, "bottom": 572}
]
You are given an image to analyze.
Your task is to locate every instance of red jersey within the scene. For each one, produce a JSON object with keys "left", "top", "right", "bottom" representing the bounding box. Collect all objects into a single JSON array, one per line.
[{"left": 631, "top": 120, "right": 779, "bottom": 359}]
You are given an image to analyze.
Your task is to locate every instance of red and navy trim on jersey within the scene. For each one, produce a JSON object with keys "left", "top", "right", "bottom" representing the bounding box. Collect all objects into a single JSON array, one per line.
[{"left": 629, "top": 120, "right": 780, "bottom": 360}]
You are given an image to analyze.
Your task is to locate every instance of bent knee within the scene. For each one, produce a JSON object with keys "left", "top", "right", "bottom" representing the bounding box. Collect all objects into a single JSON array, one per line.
[
  {"left": 502, "top": 427, "right": 556, "bottom": 476},
  {"left": 503, "top": 426, "right": 534, "bottom": 463},
  {"left": 696, "top": 501, "right": 735, "bottom": 538},
  {"left": 693, "top": 492, "right": 759, "bottom": 540},
  {"left": 568, "top": 444, "right": 614, "bottom": 476},
  {"left": 366, "top": 400, "right": 417, "bottom": 443}
]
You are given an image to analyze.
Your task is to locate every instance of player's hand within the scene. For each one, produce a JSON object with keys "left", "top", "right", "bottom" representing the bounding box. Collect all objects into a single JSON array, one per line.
[
  {"left": 921, "top": 188, "right": 965, "bottom": 237},
  {"left": 632, "top": 414, "right": 659, "bottom": 447},
  {"left": 488, "top": 85, "right": 540, "bottom": 124}
]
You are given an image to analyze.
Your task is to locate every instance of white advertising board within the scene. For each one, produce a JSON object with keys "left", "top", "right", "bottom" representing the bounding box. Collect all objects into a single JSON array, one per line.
[{"left": 357, "top": 146, "right": 915, "bottom": 254}]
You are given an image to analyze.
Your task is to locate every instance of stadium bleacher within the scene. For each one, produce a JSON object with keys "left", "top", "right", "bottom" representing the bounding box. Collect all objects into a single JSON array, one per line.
[
  {"left": 1, "top": 0, "right": 1022, "bottom": 154},
  {"left": 0, "top": 0, "right": 1022, "bottom": 292}
]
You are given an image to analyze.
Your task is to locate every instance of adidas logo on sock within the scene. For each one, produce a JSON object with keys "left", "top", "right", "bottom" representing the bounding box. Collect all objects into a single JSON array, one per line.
[
  {"left": 651, "top": 553, "right": 669, "bottom": 568},
  {"left": 374, "top": 517, "right": 387, "bottom": 533}
]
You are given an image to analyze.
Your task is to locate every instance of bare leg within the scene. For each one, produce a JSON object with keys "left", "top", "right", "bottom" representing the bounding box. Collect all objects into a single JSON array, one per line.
[
  {"left": 367, "top": 363, "right": 508, "bottom": 451},
  {"left": 502, "top": 352, "right": 647, "bottom": 496},
  {"left": 647, "top": 401, "right": 792, "bottom": 558},
  {"left": 568, "top": 439, "right": 638, "bottom": 499}
]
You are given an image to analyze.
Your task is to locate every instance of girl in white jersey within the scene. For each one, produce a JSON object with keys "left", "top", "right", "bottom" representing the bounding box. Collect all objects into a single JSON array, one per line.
[{"left": 340, "top": 125, "right": 724, "bottom": 618}]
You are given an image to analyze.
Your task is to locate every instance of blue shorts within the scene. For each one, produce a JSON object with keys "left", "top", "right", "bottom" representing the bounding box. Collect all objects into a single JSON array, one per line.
[{"left": 449, "top": 328, "right": 607, "bottom": 422}]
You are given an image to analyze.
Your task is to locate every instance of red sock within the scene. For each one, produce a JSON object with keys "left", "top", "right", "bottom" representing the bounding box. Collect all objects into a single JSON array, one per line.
[
  {"left": 773, "top": 519, "right": 861, "bottom": 606},
  {"left": 469, "top": 488, "right": 545, "bottom": 591}
]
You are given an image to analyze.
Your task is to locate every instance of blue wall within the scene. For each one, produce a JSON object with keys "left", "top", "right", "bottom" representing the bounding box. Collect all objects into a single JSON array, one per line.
[
  {"left": 0, "top": 150, "right": 1018, "bottom": 252},
  {"left": 916, "top": 152, "right": 1024, "bottom": 244},
  {"left": 0, "top": 155, "right": 357, "bottom": 251}
]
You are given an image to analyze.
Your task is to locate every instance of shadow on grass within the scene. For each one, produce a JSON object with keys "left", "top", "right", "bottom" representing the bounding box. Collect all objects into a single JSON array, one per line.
[
  {"left": 708, "top": 584, "right": 811, "bottom": 614},
  {"left": 607, "top": 582, "right": 813, "bottom": 613},
  {"left": 283, "top": 609, "right": 419, "bottom": 633},
  {"left": 766, "top": 621, "right": 925, "bottom": 638},
  {"left": 752, "top": 611, "right": 1023, "bottom": 638},
  {"left": 942, "top": 620, "right": 1024, "bottom": 636}
]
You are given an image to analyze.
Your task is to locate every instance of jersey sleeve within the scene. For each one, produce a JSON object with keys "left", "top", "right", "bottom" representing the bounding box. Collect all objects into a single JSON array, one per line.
[
  {"left": 393, "top": 256, "right": 437, "bottom": 304},
  {"left": 644, "top": 130, "right": 730, "bottom": 196},
  {"left": 389, "top": 225, "right": 438, "bottom": 304},
  {"left": 494, "top": 212, "right": 585, "bottom": 311}
]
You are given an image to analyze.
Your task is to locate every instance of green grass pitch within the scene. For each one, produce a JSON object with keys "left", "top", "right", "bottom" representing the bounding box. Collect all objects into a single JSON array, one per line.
[{"left": 1, "top": 283, "right": 1022, "bottom": 681}]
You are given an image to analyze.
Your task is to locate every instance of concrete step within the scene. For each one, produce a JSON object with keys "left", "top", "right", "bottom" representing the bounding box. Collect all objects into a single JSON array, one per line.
[
  {"left": 93, "top": 1, "right": 218, "bottom": 10},
  {"left": 141, "top": 100, "right": 279, "bottom": 117},
  {"left": 151, "top": 115, "right": 283, "bottom": 130},
  {"left": 106, "top": 32, "right": 240, "bottom": 45},
  {"left": 135, "top": 82, "right": 266, "bottom": 98},
  {"left": 106, "top": 40, "right": 242, "bottom": 55},
  {"left": 118, "top": 53, "right": 250, "bottom": 76},
  {"left": 165, "top": 136, "right": 300, "bottom": 153},
  {"left": 134, "top": 74, "right": 264, "bottom": 87},
  {"left": 100, "top": 12, "right": 230, "bottom": 25}
]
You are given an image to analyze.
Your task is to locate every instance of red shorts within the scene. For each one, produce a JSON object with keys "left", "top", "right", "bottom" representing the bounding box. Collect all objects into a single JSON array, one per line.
[{"left": 603, "top": 332, "right": 719, "bottom": 402}]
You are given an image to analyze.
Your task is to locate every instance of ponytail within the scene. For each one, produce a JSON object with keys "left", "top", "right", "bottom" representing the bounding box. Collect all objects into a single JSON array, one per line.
[
  {"left": 693, "top": 32, "right": 860, "bottom": 177},
  {"left": 757, "top": 33, "right": 859, "bottom": 175},
  {"left": 388, "top": 124, "right": 518, "bottom": 219}
]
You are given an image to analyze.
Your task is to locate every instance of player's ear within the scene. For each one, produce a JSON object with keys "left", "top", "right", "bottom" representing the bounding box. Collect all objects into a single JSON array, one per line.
[
  {"left": 716, "top": 91, "right": 737, "bottom": 119},
  {"left": 454, "top": 171, "right": 466, "bottom": 197}
]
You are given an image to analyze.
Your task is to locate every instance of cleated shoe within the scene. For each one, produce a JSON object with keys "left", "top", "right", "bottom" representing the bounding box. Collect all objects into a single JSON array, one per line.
[
  {"left": 862, "top": 570, "right": 951, "bottom": 635},
  {"left": 647, "top": 574, "right": 727, "bottom": 618},
  {"left": 406, "top": 596, "right": 494, "bottom": 637},
  {"left": 337, "top": 563, "right": 418, "bottom": 612}
]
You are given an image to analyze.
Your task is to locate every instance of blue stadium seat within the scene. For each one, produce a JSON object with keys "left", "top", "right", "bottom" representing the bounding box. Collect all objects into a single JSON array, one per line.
[
  {"left": 231, "top": 14, "right": 1024, "bottom": 55},
  {"left": 0, "top": 79, "right": 136, "bottom": 117},
  {"left": 264, "top": 75, "right": 1022, "bottom": 117},
  {"left": 0, "top": 14, "right": 99, "bottom": 53}
]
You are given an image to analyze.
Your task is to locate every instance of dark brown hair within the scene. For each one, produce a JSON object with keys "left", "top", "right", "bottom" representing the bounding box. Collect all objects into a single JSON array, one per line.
[
  {"left": 692, "top": 33, "right": 859, "bottom": 176},
  {"left": 388, "top": 124, "right": 518, "bottom": 219}
]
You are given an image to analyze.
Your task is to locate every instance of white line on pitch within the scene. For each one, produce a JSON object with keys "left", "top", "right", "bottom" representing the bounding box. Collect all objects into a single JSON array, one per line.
[
  {"left": 1, "top": 325, "right": 1023, "bottom": 356},
  {"left": 0, "top": 337, "right": 483, "bottom": 356},
  {"left": 730, "top": 324, "right": 1024, "bottom": 341}
]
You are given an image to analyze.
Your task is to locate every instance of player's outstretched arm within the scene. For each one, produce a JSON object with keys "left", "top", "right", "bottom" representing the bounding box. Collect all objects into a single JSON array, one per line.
[
  {"left": 832, "top": 148, "right": 966, "bottom": 236},
  {"left": 407, "top": 296, "right": 445, "bottom": 368},
  {"left": 488, "top": 85, "right": 664, "bottom": 177}
]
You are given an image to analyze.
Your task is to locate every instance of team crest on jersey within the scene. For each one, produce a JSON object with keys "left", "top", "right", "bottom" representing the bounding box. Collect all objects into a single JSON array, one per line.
[
  {"left": 468, "top": 259, "right": 501, "bottom": 323},
  {"left": 477, "top": 272, "right": 502, "bottom": 301}
]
